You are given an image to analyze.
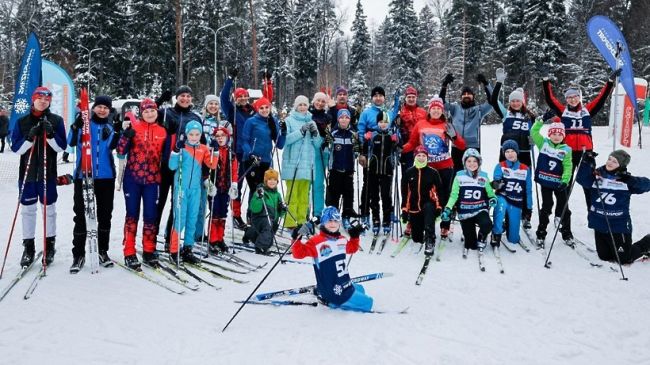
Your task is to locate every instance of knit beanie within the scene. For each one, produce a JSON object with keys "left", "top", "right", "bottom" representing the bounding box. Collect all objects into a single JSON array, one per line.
[
  {"left": 414, "top": 145, "right": 428, "bottom": 158},
  {"left": 312, "top": 92, "right": 328, "bottom": 104},
  {"left": 564, "top": 86, "right": 580, "bottom": 99},
  {"left": 609, "top": 150, "right": 631, "bottom": 169},
  {"left": 234, "top": 88, "right": 249, "bottom": 99},
  {"left": 253, "top": 97, "right": 272, "bottom": 112},
  {"left": 371, "top": 86, "right": 385, "bottom": 97},
  {"left": 405, "top": 86, "right": 418, "bottom": 97},
  {"left": 461, "top": 86, "right": 475, "bottom": 96},
  {"left": 508, "top": 88, "right": 525, "bottom": 103},
  {"left": 337, "top": 109, "right": 351, "bottom": 120},
  {"left": 140, "top": 98, "right": 157, "bottom": 111},
  {"left": 184, "top": 120, "right": 202, "bottom": 135},
  {"left": 335, "top": 86, "right": 348, "bottom": 95},
  {"left": 547, "top": 122, "right": 565, "bottom": 138},
  {"left": 264, "top": 168, "right": 279, "bottom": 183},
  {"left": 428, "top": 97, "right": 445, "bottom": 111},
  {"left": 293, "top": 95, "right": 309, "bottom": 109},
  {"left": 501, "top": 139, "right": 520, "bottom": 155},
  {"left": 32, "top": 86, "right": 52, "bottom": 103},
  {"left": 175, "top": 85, "right": 192, "bottom": 97},
  {"left": 203, "top": 94, "right": 220, "bottom": 109},
  {"left": 93, "top": 95, "right": 112, "bottom": 109}
]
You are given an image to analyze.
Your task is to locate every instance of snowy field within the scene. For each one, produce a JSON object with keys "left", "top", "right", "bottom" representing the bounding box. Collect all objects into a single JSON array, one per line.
[{"left": 1, "top": 124, "right": 650, "bottom": 365}]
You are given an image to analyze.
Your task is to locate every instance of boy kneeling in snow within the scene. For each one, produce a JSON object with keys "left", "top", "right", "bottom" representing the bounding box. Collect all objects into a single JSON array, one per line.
[{"left": 292, "top": 206, "right": 372, "bottom": 312}]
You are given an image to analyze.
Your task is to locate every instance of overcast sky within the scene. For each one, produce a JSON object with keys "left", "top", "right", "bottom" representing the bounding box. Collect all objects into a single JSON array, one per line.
[{"left": 341, "top": 0, "right": 429, "bottom": 33}]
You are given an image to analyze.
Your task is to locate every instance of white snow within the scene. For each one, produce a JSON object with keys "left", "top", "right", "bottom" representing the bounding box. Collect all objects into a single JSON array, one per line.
[{"left": 1, "top": 125, "right": 649, "bottom": 365}]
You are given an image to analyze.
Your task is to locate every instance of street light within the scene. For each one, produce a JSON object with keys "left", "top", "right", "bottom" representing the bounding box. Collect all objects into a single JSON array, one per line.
[
  {"left": 201, "top": 23, "right": 233, "bottom": 94},
  {"left": 79, "top": 45, "right": 102, "bottom": 92}
]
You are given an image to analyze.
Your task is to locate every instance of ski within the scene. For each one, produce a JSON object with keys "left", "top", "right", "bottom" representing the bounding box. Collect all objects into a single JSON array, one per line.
[
  {"left": 142, "top": 262, "right": 200, "bottom": 291},
  {"left": 179, "top": 266, "right": 222, "bottom": 291},
  {"left": 0, "top": 252, "right": 42, "bottom": 302},
  {"left": 234, "top": 299, "right": 318, "bottom": 307},
  {"left": 375, "top": 236, "right": 390, "bottom": 255},
  {"left": 195, "top": 256, "right": 251, "bottom": 274},
  {"left": 435, "top": 239, "right": 446, "bottom": 262},
  {"left": 516, "top": 238, "right": 531, "bottom": 252},
  {"left": 185, "top": 262, "right": 249, "bottom": 284},
  {"left": 368, "top": 306, "right": 409, "bottom": 315},
  {"left": 500, "top": 238, "right": 517, "bottom": 253},
  {"left": 415, "top": 255, "right": 433, "bottom": 286},
  {"left": 493, "top": 246, "right": 505, "bottom": 274},
  {"left": 390, "top": 236, "right": 410, "bottom": 258},
  {"left": 478, "top": 250, "right": 486, "bottom": 272},
  {"left": 220, "top": 251, "right": 268, "bottom": 270},
  {"left": 368, "top": 234, "right": 379, "bottom": 254},
  {"left": 23, "top": 265, "right": 46, "bottom": 300},
  {"left": 112, "top": 259, "right": 185, "bottom": 294},
  {"left": 280, "top": 258, "right": 312, "bottom": 265},
  {"left": 573, "top": 238, "right": 597, "bottom": 253},
  {"left": 255, "top": 272, "right": 393, "bottom": 301}
]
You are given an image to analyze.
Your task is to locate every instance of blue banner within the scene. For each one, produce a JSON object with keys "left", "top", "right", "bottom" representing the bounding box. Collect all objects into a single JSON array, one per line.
[
  {"left": 587, "top": 15, "right": 637, "bottom": 113},
  {"left": 42, "top": 60, "right": 76, "bottom": 130},
  {"left": 9, "top": 32, "right": 42, "bottom": 132}
]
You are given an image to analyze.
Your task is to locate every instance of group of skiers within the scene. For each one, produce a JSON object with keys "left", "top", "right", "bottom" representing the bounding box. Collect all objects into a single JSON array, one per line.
[{"left": 7, "top": 66, "right": 650, "bottom": 312}]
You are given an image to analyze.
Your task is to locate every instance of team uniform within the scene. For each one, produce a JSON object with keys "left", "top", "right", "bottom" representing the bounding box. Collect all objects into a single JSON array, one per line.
[{"left": 326, "top": 115, "right": 359, "bottom": 227}]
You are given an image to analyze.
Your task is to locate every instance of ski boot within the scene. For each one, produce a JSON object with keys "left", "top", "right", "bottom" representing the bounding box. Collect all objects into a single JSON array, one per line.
[
  {"left": 372, "top": 219, "right": 380, "bottom": 236},
  {"left": 491, "top": 234, "right": 501, "bottom": 248},
  {"left": 233, "top": 216, "right": 248, "bottom": 231},
  {"left": 168, "top": 251, "right": 181, "bottom": 266},
  {"left": 563, "top": 236, "right": 575, "bottom": 248},
  {"left": 522, "top": 218, "right": 532, "bottom": 230},
  {"left": 142, "top": 251, "right": 160, "bottom": 268},
  {"left": 181, "top": 246, "right": 201, "bottom": 264},
  {"left": 44, "top": 237, "right": 56, "bottom": 265},
  {"left": 69, "top": 256, "right": 85, "bottom": 274},
  {"left": 536, "top": 230, "right": 546, "bottom": 249},
  {"left": 209, "top": 241, "right": 228, "bottom": 254},
  {"left": 404, "top": 222, "right": 412, "bottom": 237},
  {"left": 424, "top": 236, "right": 435, "bottom": 257},
  {"left": 440, "top": 228, "right": 449, "bottom": 241},
  {"left": 382, "top": 223, "right": 391, "bottom": 236},
  {"left": 342, "top": 217, "right": 351, "bottom": 231},
  {"left": 124, "top": 254, "right": 141, "bottom": 271},
  {"left": 477, "top": 240, "right": 487, "bottom": 252},
  {"left": 20, "top": 239, "right": 35, "bottom": 267},
  {"left": 98, "top": 250, "right": 114, "bottom": 268}
]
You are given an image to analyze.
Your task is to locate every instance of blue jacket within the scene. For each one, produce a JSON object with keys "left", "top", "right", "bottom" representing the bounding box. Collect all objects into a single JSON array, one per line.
[
  {"left": 492, "top": 160, "right": 532, "bottom": 210},
  {"left": 357, "top": 100, "right": 400, "bottom": 136},
  {"left": 442, "top": 84, "right": 494, "bottom": 149},
  {"left": 240, "top": 113, "right": 286, "bottom": 164},
  {"left": 281, "top": 110, "right": 321, "bottom": 180},
  {"left": 220, "top": 78, "right": 256, "bottom": 158},
  {"left": 169, "top": 142, "right": 217, "bottom": 191},
  {"left": 577, "top": 163, "right": 650, "bottom": 234},
  {"left": 67, "top": 115, "right": 118, "bottom": 179},
  {"left": 329, "top": 127, "right": 356, "bottom": 172}
]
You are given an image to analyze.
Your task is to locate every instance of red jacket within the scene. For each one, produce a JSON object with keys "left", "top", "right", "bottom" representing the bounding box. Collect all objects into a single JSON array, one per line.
[
  {"left": 117, "top": 119, "right": 167, "bottom": 184},
  {"left": 398, "top": 104, "right": 427, "bottom": 143},
  {"left": 402, "top": 117, "right": 466, "bottom": 170}
]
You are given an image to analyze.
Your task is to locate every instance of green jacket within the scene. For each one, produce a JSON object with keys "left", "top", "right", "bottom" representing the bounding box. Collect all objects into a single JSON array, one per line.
[
  {"left": 249, "top": 184, "right": 286, "bottom": 222},
  {"left": 531, "top": 119, "right": 573, "bottom": 185}
]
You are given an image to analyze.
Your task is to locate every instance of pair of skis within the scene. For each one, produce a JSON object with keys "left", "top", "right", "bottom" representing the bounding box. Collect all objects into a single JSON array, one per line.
[{"left": 368, "top": 233, "right": 390, "bottom": 255}]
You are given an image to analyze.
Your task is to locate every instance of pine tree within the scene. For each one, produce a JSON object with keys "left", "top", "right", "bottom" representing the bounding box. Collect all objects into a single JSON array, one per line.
[
  {"left": 259, "top": 0, "right": 293, "bottom": 105},
  {"left": 445, "top": 0, "right": 486, "bottom": 88},
  {"left": 418, "top": 5, "right": 438, "bottom": 97},
  {"left": 348, "top": 0, "right": 370, "bottom": 105},
  {"left": 293, "top": 0, "right": 318, "bottom": 96},
  {"left": 386, "top": 0, "right": 422, "bottom": 91}
]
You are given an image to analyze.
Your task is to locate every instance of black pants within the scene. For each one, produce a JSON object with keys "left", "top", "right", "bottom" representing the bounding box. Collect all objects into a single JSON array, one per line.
[
  {"left": 326, "top": 170, "right": 355, "bottom": 218},
  {"left": 156, "top": 164, "right": 175, "bottom": 242},
  {"left": 452, "top": 146, "right": 480, "bottom": 173},
  {"left": 243, "top": 214, "right": 278, "bottom": 251},
  {"left": 368, "top": 174, "right": 393, "bottom": 225},
  {"left": 437, "top": 167, "right": 455, "bottom": 231},
  {"left": 410, "top": 202, "right": 436, "bottom": 244},
  {"left": 0, "top": 134, "right": 6, "bottom": 152},
  {"left": 595, "top": 231, "right": 650, "bottom": 264},
  {"left": 537, "top": 186, "right": 571, "bottom": 240},
  {"left": 400, "top": 151, "right": 414, "bottom": 177},
  {"left": 571, "top": 150, "right": 591, "bottom": 209},
  {"left": 244, "top": 161, "right": 271, "bottom": 201},
  {"left": 72, "top": 178, "right": 115, "bottom": 257},
  {"left": 460, "top": 211, "right": 492, "bottom": 250}
]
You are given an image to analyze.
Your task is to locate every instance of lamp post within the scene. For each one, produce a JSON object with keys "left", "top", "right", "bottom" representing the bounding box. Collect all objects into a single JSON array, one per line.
[
  {"left": 201, "top": 23, "right": 233, "bottom": 94},
  {"left": 79, "top": 45, "right": 102, "bottom": 92}
]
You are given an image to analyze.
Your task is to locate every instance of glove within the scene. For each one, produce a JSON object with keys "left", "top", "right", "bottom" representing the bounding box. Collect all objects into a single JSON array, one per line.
[
  {"left": 491, "top": 179, "right": 505, "bottom": 191},
  {"left": 56, "top": 174, "right": 73, "bottom": 186},
  {"left": 278, "top": 201, "right": 288, "bottom": 214},
  {"left": 540, "top": 64, "right": 550, "bottom": 81},
  {"left": 608, "top": 68, "right": 622, "bottom": 81},
  {"left": 441, "top": 208, "right": 451, "bottom": 222},
  {"left": 390, "top": 134, "right": 398, "bottom": 142},
  {"left": 101, "top": 126, "right": 111, "bottom": 141},
  {"left": 122, "top": 128, "right": 135, "bottom": 139},
  {"left": 279, "top": 120, "right": 287, "bottom": 135},
  {"left": 297, "top": 222, "right": 315, "bottom": 237},
  {"left": 584, "top": 151, "right": 598, "bottom": 169},
  {"left": 400, "top": 211, "right": 409, "bottom": 224},
  {"left": 122, "top": 119, "right": 131, "bottom": 131},
  {"left": 229, "top": 68, "right": 239, "bottom": 79},
  {"left": 442, "top": 73, "right": 454, "bottom": 86},
  {"left": 476, "top": 74, "right": 488, "bottom": 86},
  {"left": 310, "top": 128, "right": 319, "bottom": 138},
  {"left": 558, "top": 182, "right": 568, "bottom": 191},
  {"left": 228, "top": 183, "right": 238, "bottom": 199},
  {"left": 489, "top": 197, "right": 497, "bottom": 208},
  {"left": 204, "top": 179, "right": 217, "bottom": 197},
  {"left": 542, "top": 109, "right": 556, "bottom": 122},
  {"left": 347, "top": 220, "right": 365, "bottom": 238},
  {"left": 173, "top": 134, "right": 185, "bottom": 152},
  {"left": 393, "top": 89, "right": 401, "bottom": 105},
  {"left": 72, "top": 113, "right": 84, "bottom": 130},
  {"left": 444, "top": 122, "right": 456, "bottom": 139},
  {"left": 496, "top": 68, "right": 507, "bottom": 83},
  {"left": 308, "top": 121, "right": 318, "bottom": 134},
  {"left": 27, "top": 123, "right": 42, "bottom": 141},
  {"left": 324, "top": 132, "right": 333, "bottom": 145},
  {"left": 255, "top": 186, "right": 265, "bottom": 198},
  {"left": 249, "top": 154, "right": 261, "bottom": 166},
  {"left": 159, "top": 90, "right": 173, "bottom": 104},
  {"left": 364, "top": 131, "right": 373, "bottom": 141},
  {"left": 42, "top": 120, "right": 54, "bottom": 139},
  {"left": 300, "top": 123, "right": 310, "bottom": 136}
]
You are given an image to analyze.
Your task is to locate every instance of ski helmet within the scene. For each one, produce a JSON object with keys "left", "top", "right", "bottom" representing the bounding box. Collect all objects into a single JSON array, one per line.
[
  {"left": 320, "top": 206, "right": 342, "bottom": 227},
  {"left": 462, "top": 148, "right": 482, "bottom": 167}
]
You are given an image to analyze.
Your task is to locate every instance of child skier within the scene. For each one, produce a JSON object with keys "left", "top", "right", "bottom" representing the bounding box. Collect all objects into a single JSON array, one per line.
[
  {"left": 442, "top": 149, "right": 497, "bottom": 254},
  {"left": 292, "top": 206, "right": 371, "bottom": 312},
  {"left": 530, "top": 118, "right": 574, "bottom": 248},
  {"left": 325, "top": 109, "right": 359, "bottom": 229},
  {"left": 116, "top": 98, "right": 167, "bottom": 270},
  {"left": 11, "top": 87, "right": 67, "bottom": 267},
  {"left": 362, "top": 111, "right": 399, "bottom": 235},
  {"left": 168, "top": 121, "right": 218, "bottom": 264},
  {"left": 67, "top": 95, "right": 119, "bottom": 273},
  {"left": 577, "top": 150, "right": 650, "bottom": 263},
  {"left": 242, "top": 169, "right": 286, "bottom": 255},
  {"left": 490, "top": 140, "right": 533, "bottom": 247},
  {"left": 206, "top": 127, "right": 239, "bottom": 254},
  {"left": 400, "top": 146, "right": 442, "bottom": 255}
]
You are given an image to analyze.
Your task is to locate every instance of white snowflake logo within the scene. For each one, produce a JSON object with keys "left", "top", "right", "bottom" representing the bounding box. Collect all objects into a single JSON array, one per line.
[
  {"left": 333, "top": 284, "right": 342, "bottom": 296},
  {"left": 14, "top": 98, "right": 30, "bottom": 114}
]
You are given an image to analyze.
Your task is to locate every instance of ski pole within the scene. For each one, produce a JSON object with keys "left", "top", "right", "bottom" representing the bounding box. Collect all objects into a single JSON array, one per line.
[
  {"left": 530, "top": 141, "right": 542, "bottom": 218},
  {"left": 593, "top": 172, "right": 627, "bottom": 280},
  {"left": 544, "top": 147, "right": 585, "bottom": 268},
  {"left": 0, "top": 144, "right": 36, "bottom": 278},
  {"left": 259, "top": 190, "right": 282, "bottom": 255},
  {"left": 42, "top": 128, "right": 48, "bottom": 274}
]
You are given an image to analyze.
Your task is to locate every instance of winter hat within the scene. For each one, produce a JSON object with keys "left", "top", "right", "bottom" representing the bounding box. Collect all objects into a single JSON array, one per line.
[
  {"left": 32, "top": 86, "right": 52, "bottom": 103},
  {"left": 184, "top": 120, "right": 202, "bottom": 135},
  {"left": 293, "top": 95, "right": 309, "bottom": 109},
  {"left": 175, "top": 85, "right": 192, "bottom": 97},
  {"left": 312, "top": 92, "right": 328, "bottom": 104},
  {"left": 264, "top": 168, "right": 279, "bottom": 183},
  {"left": 501, "top": 139, "right": 520, "bottom": 155},
  {"left": 253, "top": 97, "right": 272, "bottom": 112},
  {"left": 213, "top": 126, "right": 231, "bottom": 137},
  {"left": 428, "top": 97, "right": 445, "bottom": 111},
  {"left": 93, "top": 95, "right": 112, "bottom": 109},
  {"left": 609, "top": 150, "right": 631, "bottom": 169},
  {"left": 547, "top": 122, "right": 566, "bottom": 138},
  {"left": 337, "top": 109, "right": 351, "bottom": 120},
  {"left": 203, "top": 94, "right": 220, "bottom": 109},
  {"left": 371, "top": 86, "right": 385, "bottom": 97},
  {"left": 335, "top": 86, "right": 348, "bottom": 95},
  {"left": 320, "top": 206, "right": 342, "bottom": 227},
  {"left": 139, "top": 98, "right": 157, "bottom": 111},
  {"left": 462, "top": 148, "right": 482, "bottom": 167},
  {"left": 414, "top": 145, "right": 428, "bottom": 157},
  {"left": 564, "top": 86, "right": 580, "bottom": 99},
  {"left": 405, "top": 86, "right": 418, "bottom": 97},
  {"left": 234, "top": 88, "right": 249, "bottom": 99},
  {"left": 461, "top": 86, "right": 475, "bottom": 96},
  {"left": 508, "top": 88, "right": 525, "bottom": 103}
]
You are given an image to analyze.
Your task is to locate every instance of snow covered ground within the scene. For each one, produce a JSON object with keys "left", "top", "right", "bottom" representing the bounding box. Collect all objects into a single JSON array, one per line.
[{"left": 1, "top": 125, "right": 649, "bottom": 365}]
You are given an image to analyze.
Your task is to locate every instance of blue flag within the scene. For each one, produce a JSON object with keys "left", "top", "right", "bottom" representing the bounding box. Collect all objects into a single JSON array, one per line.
[
  {"left": 9, "top": 32, "right": 42, "bottom": 132},
  {"left": 587, "top": 15, "right": 637, "bottom": 113}
]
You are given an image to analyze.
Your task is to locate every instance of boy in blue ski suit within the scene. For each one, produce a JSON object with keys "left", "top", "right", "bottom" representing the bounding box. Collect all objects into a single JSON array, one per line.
[
  {"left": 577, "top": 150, "right": 650, "bottom": 263},
  {"left": 490, "top": 140, "right": 533, "bottom": 247},
  {"left": 168, "top": 121, "right": 218, "bottom": 264}
]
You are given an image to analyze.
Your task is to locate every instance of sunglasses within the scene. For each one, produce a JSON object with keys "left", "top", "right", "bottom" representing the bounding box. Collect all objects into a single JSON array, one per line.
[{"left": 34, "top": 90, "right": 52, "bottom": 97}]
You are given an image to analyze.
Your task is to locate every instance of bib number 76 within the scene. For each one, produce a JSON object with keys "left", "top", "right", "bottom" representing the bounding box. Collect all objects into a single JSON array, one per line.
[{"left": 596, "top": 192, "right": 616, "bottom": 205}]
